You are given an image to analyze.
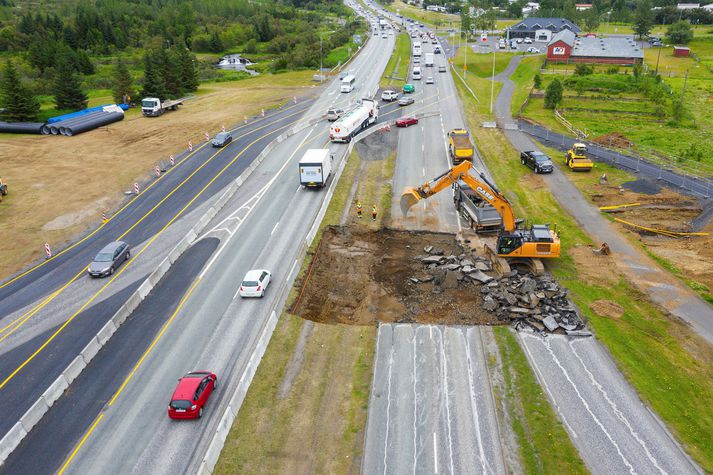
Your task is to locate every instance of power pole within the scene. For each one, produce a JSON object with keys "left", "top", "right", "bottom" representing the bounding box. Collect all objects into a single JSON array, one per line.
[
  {"left": 654, "top": 42, "right": 662, "bottom": 75},
  {"left": 681, "top": 68, "right": 689, "bottom": 104},
  {"left": 464, "top": 30, "right": 468, "bottom": 77},
  {"left": 490, "top": 45, "right": 496, "bottom": 114}
]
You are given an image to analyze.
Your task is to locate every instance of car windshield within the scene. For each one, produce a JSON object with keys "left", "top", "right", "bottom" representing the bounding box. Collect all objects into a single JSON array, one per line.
[
  {"left": 242, "top": 280, "right": 258, "bottom": 287},
  {"left": 170, "top": 400, "right": 192, "bottom": 410},
  {"left": 215, "top": 133, "right": 228, "bottom": 140},
  {"left": 94, "top": 252, "right": 113, "bottom": 262},
  {"left": 533, "top": 154, "right": 549, "bottom": 162}
]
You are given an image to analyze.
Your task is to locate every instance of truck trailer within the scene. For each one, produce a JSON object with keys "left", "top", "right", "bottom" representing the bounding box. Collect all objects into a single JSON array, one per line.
[
  {"left": 329, "top": 99, "right": 379, "bottom": 143},
  {"left": 448, "top": 129, "right": 474, "bottom": 164},
  {"left": 141, "top": 97, "right": 186, "bottom": 117},
  {"left": 424, "top": 53, "right": 434, "bottom": 67},
  {"left": 299, "top": 149, "right": 333, "bottom": 188}
]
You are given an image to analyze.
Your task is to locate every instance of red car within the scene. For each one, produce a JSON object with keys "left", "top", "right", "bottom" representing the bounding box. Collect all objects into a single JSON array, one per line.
[
  {"left": 167, "top": 371, "right": 217, "bottom": 419},
  {"left": 396, "top": 116, "right": 418, "bottom": 127}
]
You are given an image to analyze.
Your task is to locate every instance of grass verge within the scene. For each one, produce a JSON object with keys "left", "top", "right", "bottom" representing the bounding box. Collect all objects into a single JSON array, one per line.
[
  {"left": 454, "top": 69, "right": 713, "bottom": 471},
  {"left": 492, "top": 327, "right": 586, "bottom": 473},
  {"left": 216, "top": 146, "right": 390, "bottom": 473},
  {"left": 381, "top": 33, "right": 411, "bottom": 89}
]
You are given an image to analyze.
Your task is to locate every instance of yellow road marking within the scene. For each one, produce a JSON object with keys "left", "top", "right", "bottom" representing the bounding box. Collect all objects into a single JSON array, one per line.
[
  {"left": 0, "top": 120, "right": 298, "bottom": 391},
  {"left": 57, "top": 414, "right": 104, "bottom": 475},
  {"left": 0, "top": 106, "right": 308, "bottom": 340},
  {"left": 0, "top": 99, "right": 310, "bottom": 291}
]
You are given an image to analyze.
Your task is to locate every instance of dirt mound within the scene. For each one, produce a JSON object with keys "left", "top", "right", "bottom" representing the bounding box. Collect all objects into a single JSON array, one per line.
[
  {"left": 292, "top": 226, "right": 498, "bottom": 326},
  {"left": 589, "top": 300, "right": 624, "bottom": 319},
  {"left": 593, "top": 131, "right": 633, "bottom": 148}
]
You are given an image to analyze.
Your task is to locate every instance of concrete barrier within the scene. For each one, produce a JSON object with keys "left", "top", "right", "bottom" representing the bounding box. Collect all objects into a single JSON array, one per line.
[
  {"left": 95, "top": 320, "right": 117, "bottom": 346},
  {"left": 0, "top": 422, "right": 27, "bottom": 464},
  {"left": 137, "top": 280, "right": 152, "bottom": 300},
  {"left": 63, "top": 355, "right": 87, "bottom": 385},
  {"left": 41, "top": 375, "right": 69, "bottom": 408},
  {"left": 202, "top": 407, "right": 235, "bottom": 471},
  {"left": 19, "top": 398, "right": 49, "bottom": 433},
  {"left": 80, "top": 336, "right": 102, "bottom": 363}
]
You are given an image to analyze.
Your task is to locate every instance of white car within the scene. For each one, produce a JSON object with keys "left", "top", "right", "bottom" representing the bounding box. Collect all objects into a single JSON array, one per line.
[
  {"left": 524, "top": 37, "right": 533, "bottom": 44},
  {"left": 239, "top": 269, "right": 272, "bottom": 298},
  {"left": 425, "top": 76, "right": 434, "bottom": 84},
  {"left": 526, "top": 47, "right": 540, "bottom": 53},
  {"left": 381, "top": 90, "right": 399, "bottom": 101}
]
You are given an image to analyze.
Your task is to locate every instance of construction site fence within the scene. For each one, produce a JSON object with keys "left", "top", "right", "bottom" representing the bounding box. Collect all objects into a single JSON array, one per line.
[{"left": 517, "top": 119, "right": 713, "bottom": 200}]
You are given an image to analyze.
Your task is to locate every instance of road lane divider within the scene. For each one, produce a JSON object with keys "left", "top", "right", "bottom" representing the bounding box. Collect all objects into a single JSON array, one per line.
[
  {"left": 0, "top": 104, "right": 313, "bottom": 341},
  {"left": 0, "top": 113, "right": 325, "bottom": 468},
  {"left": 0, "top": 98, "right": 313, "bottom": 292}
]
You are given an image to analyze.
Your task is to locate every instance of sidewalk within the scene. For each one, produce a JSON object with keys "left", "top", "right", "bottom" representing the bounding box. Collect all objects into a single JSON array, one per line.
[{"left": 494, "top": 55, "right": 713, "bottom": 345}]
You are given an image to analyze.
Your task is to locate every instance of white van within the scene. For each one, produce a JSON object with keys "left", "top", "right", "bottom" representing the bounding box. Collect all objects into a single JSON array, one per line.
[
  {"left": 412, "top": 67, "right": 422, "bottom": 80},
  {"left": 299, "top": 149, "right": 333, "bottom": 188},
  {"left": 341, "top": 74, "right": 356, "bottom": 93}
]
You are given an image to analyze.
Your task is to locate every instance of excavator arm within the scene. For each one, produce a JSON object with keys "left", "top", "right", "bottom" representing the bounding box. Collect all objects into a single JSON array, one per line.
[{"left": 400, "top": 161, "right": 517, "bottom": 232}]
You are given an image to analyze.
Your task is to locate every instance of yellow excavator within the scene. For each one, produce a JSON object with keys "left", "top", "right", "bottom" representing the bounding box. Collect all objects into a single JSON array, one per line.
[{"left": 400, "top": 161, "right": 560, "bottom": 274}]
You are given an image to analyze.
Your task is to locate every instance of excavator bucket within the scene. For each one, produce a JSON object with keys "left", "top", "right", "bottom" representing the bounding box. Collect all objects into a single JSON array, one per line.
[{"left": 400, "top": 187, "right": 422, "bottom": 215}]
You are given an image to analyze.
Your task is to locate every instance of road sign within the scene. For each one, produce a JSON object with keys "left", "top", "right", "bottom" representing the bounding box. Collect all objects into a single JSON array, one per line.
[
  {"left": 155, "top": 166, "right": 161, "bottom": 177},
  {"left": 188, "top": 141, "right": 193, "bottom": 152},
  {"left": 134, "top": 182, "right": 140, "bottom": 194},
  {"left": 169, "top": 154, "right": 175, "bottom": 166},
  {"left": 205, "top": 132, "right": 210, "bottom": 141},
  {"left": 221, "top": 124, "right": 226, "bottom": 132},
  {"left": 102, "top": 211, "right": 108, "bottom": 222},
  {"left": 481, "top": 33, "right": 487, "bottom": 42},
  {"left": 44, "top": 242, "right": 52, "bottom": 259}
]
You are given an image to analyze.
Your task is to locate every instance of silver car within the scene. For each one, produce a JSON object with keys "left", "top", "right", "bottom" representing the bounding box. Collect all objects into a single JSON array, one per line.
[
  {"left": 88, "top": 241, "right": 130, "bottom": 277},
  {"left": 326, "top": 108, "right": 345, "bottom": 121}
]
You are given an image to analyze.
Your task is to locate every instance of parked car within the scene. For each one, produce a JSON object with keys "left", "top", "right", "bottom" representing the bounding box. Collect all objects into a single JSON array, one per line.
[
  {"left": 520, "top": 150, "right": 554, "bottom": 174},
  {"left": 403, "top": 83, "right": 415, "bottom": 93},
  {"left": 398, "top": 96, "right": 415, "bottom": 106},
  {"left": 526, "top": 47, "right": 540, "bottom": 53},
  {"left": 438, "top": 65, "right": 447, "bottom": 73},
  {"left": 425, "top": 76, "right": 434, "bottom": 84},
  {"left": 381, "top": 90, "right": 399, "bottom": 101},
  {"left": 524, "top": 37, "right": 533, "bottom": 44},
  {"left": 239, "top": 269, "right": 272, "bottom": 297},
  {"left": 211, "top": 131, "right": 232, "bottom": 147},
  {"left": 167, "top": 371, "right": 217, "bottom": 419},
  {"left": 434, "top": 46, "right": 441, "bottom": 54},
  {"left": 326, "top": 108, "right": 345, "bottom": 121},
  {"left": 516, "top": 38, "right": 523, "bottom": 43},
  {"left": 651, "top": 39, "right": 662, "bottom": 47},
  {"left": 88, "top": 241, "right": 130, "bottom": 277},
  {"left": 396, "top": 116, "right": 418, "bottom": 127}
]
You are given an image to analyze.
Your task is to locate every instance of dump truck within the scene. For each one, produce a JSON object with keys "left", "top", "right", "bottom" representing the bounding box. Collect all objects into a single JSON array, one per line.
[
  {"left": 448, "top": 129, "right": 474, "bottom": 164},
  {"left": 141, "top": 97, "right": 186, "bottom": 117},
  {"left": 453, "top": 180, "right": 502, "bottom": 233},
  {"left": 565, "top": 143, "right": 593, "bottom": 171},
  {"left": 329, "top": 98, "right": 379, "bottom": 143}
]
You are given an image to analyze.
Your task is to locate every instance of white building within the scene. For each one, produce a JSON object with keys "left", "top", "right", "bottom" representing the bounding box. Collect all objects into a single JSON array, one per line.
[
  {"left": 676, "top": 3, "right": 701, "bottom": 9},
  {"left": 522, "top": 2, "right": 540, "bottom": 16},
  {"left": 426, "top": 5, "right": 447, "bottom": 12}
]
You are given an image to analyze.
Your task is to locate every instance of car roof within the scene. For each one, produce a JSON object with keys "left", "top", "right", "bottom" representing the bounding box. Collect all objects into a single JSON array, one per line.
[
  {"left": 99, "top": 241, "right": 126, "bottom": 254},
  {"left": 172, "top": 375, "right": 203, "bottom": 399},
  {"left": 243, "top": 269, "right": 269, "bottom": 280}
]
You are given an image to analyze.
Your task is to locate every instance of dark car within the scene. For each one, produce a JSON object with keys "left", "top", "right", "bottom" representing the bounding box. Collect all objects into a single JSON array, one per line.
[
  {"left": 168, "top": 371, "right": 217, "bottom": 419},
  {"left": 521, "top": 150, "right": 554, "bottom": 173},
  {"left": 212, "top": 132, "right": 232, "bottom": 147},
  {"left": 88, "top": 241, "right": 130, "bottom": 277},
  {"left": 396, "top": 116, "right": 418, "bottom": 127}
]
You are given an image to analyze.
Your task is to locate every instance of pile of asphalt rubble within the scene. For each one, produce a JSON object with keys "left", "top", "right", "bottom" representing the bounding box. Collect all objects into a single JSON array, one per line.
[{"left": 410, "top": 245, "right": 590, "bottom": 336}]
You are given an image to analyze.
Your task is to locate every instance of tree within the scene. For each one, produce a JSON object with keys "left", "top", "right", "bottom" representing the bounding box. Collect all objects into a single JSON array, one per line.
[
  {"left": 544, "top": 78, "right": 563, "bottom": 109},
  {"left": 0, "top": 60, "right": 40, "bottom": 121},
  {"left": 209, "top": 32, "right": 224, "bottom": 53},
  {"left": 582, "top": 7, "right": 600, "bottom": 32},
  {"left": 53, "top": 57, "right": 87, "bottom": 110},
  {"left": 667, "top": 21, "right": 693, "bottom": 44},
  {"left": 633, "top": 0, "right": 654, "bottom": 39},
  {"left": 111, "top": 58, "right": 133, "bottom": 103},
  {"left": 533, "top": 73, "right": 542, "bottom": 89},
  {"left": 141, "top": 52, "right": 167, "bottom": 99},
  {"left": 177, "top": 47, "right": 198, "bottom": 92}
]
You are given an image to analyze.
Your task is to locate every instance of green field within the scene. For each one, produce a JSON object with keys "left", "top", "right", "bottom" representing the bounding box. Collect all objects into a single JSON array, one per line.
[
  {"left": 378, "top": 0, "right": 460, "bottom": 29},
  {"left": 453, "top": 70, "right": 713, "bottom": 472},
  {"left": 381, "top": 32, "right": 411, "bottom": 88}
]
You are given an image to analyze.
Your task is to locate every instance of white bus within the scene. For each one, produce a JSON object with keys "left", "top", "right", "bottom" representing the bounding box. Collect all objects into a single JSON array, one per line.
[
  {"left": 413, "top": 41, "right": 422, "bottom": 57},
  {"left": 341, "top": 74, "right": 356, "bottom": 93}
]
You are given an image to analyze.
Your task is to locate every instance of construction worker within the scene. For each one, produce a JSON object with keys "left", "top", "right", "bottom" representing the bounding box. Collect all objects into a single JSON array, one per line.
[
  {"left": 356, "top": 201, "right": 363, "bottom": 219},
  {"left": 372, "top": 204, "right": 377, "bottom": 222}
]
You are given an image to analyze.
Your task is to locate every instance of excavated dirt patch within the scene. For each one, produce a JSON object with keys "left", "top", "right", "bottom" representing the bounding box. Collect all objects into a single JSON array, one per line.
[
  {"left": 292, "top": 226, "right": 498, "bottom": 326},
  {"left": 589, "top": 299, "right": 625, "bottom": 319}
]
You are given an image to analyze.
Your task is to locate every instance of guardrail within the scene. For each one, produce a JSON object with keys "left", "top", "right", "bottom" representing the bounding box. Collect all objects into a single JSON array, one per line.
[{"left": 0, "top": 115, "right": 324, "bottom": 468}]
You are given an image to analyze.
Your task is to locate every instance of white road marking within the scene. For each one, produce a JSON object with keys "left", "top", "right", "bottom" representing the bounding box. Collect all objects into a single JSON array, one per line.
[
  {"left": 383, "top": 346, "right": 395, "bottom": 474},
  {"left": 295, "top": 185, "right": 302, "bottom": 193},
  {"left": 287, "top": 259, "right": 299, "bottom": 283},
  {"left": 422, "top": 167, "right": 425, "bottom": 177},
  {"left": 270, "top": 221, "right": 280, "bottom": 236},
  {"left": 433, "top": 432, "right": 438, "bottom": 474}
]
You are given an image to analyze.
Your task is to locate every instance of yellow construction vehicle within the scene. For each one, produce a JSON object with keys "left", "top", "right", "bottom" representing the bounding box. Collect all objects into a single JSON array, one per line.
[
  {"left": 565, "top": 143, "right": 593, "bottom": 171},
  {"left": 400, "top": 161, "right": 560, "bottom": 273}
]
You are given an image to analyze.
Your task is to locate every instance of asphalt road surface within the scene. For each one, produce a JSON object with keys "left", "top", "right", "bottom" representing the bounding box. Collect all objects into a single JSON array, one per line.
[
  {"left": 364, "top": 325, "right": 505, "bottom": 475},
  {"left": 17, "top": 7, "right": 397, "bottom": 472}
]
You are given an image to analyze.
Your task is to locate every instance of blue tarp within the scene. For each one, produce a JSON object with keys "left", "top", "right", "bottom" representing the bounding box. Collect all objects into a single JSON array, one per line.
[{"left": 47, "top": 103, "right": 129, "bottom": 124}]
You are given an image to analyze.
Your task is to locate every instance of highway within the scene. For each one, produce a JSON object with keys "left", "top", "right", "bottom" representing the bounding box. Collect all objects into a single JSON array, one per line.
[{"left": 0, "top": 3, "right": 397, "bottom": 472}]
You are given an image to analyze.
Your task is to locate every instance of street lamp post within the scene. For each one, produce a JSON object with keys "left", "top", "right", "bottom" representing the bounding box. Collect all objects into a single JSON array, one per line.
[{"left": 490, "top": 44, "right": 496, "bottom": 114}]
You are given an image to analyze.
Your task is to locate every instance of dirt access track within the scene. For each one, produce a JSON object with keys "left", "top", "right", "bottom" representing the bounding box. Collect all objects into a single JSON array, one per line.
[
  {"left": 292, "top": 226, "right": 499, "bottom": 326},
  {"left": 0, "top": 74, "right": 317, "bottom": 280}
]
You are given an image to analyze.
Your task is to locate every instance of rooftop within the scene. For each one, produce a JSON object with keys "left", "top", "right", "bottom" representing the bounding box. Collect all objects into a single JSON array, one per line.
[
  {"left": 509, "top": 17, "right": 581, "bottom": 33},
  {"left": 571, "top": 36, "right": 644, "bottom": 59}
]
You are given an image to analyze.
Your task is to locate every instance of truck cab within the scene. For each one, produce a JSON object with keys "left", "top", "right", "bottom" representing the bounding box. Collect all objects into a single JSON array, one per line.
[{"left": 141, "top": 98, "right": 162, "bottom": 117}]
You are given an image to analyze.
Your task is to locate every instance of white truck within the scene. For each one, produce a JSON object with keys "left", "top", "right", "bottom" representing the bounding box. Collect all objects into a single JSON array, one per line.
[
  {"left": 379, "top": 18, "right": 387, "bottom": 29},
  {"left": 299, "top": 149, "right": 333, "bottom": 188},
  {"left": 424, "top": 53, "right": 434, "bottom": 67},
  {"left": 329, "top": 98, "right": 379, "bottom": 143},
  {"left": 412, "top": 41, "right": 422, "bottom": 57},
  {"left": 141, "top": 97, "right": 185, "bottom": 117}
]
